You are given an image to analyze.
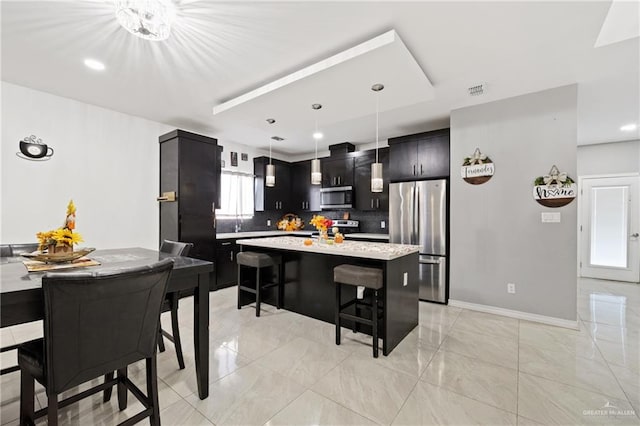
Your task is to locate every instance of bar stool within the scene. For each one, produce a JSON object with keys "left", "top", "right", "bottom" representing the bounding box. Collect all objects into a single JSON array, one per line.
[
  {"left": 334, "top": 264, "right": 384, "bottom": 358},
  {"left": 237, "top": 252, "right": 283, "bottom": 317}
]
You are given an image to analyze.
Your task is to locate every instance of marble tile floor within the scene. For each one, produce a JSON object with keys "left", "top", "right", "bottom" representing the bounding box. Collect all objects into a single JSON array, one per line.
[{"left": 1, "top": 277, "right": 639, "bottom": 425}]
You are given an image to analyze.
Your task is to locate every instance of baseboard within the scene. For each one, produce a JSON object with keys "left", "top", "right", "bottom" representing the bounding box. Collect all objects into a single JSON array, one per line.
[{"left": 448, "top": 299, "right": 579, "bottom": 330}]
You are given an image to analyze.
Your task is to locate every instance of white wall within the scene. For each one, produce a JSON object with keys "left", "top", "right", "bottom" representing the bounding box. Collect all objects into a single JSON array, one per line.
[
  {"left": 577, "top": 139, "right": 640, "bottom": 176},
  {"left": 450, "top": 85, "right": 578, "bottom": 322},
  {"left": 1, "top": 82, "right": 174, "bottom": 249}
]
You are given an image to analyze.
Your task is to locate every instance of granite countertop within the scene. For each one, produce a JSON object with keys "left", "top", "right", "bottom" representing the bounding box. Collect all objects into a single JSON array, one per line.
[
  {"left": 217, "top": 231, "right": 388, "bottom": 240},
  {"left": 217, "top": 230, "right": 313, "bottom": 239},
  {"left": 236, "top": 236, "right": 418, "bottom": 261},
  {"left": 345, "top": 233, "right": 389, "bottom": 241}
]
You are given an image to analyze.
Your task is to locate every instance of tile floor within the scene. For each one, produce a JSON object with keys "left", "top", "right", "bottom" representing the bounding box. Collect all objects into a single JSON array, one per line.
[{"left": 1, "top": 277, "right": 639, "bottom": 425}]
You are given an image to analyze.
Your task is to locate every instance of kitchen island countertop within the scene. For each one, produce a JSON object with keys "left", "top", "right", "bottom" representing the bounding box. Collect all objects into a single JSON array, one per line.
[{"left": 236, "top": 236, "right": 417, "bottom": 261}]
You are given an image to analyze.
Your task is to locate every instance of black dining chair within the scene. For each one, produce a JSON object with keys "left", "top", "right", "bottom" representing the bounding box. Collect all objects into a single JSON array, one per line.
[
  {"left": 17, "top": 258, "right": 174, "bottom": 426},
  {"left": 0, "top": 244, "right": 12, "bottom": 257},
  {"left": 158, "top": 239, "right": 193, "bottom": 369},
  {"left": 0, "top": 243, "right": 40, "bottom": 376}
]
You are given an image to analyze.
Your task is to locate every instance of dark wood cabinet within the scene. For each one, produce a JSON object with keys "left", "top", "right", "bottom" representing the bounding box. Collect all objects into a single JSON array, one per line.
[
  {"left": 254, "top": 157, "right": 291, "bottom": 212},
  {"left": 159, "top": 129, "right": 219, "bottom": 262},
  {"left": 355, "top": 148, "right": 389, "bottom": 211},
  {"left": 291, "top": 160, "right": 321, "bottom": 212},
  {"left": 159, "top": 129, "right": 220, "bottom": 290},
  {"left": 321, "top": 157, "right": 354, "bottom": 187},
  {"left": 388, "top": 129, "right": 450, "bottom": 181},
  {"left": 215, "top": 239, "right": 239, "bottom": 289}
]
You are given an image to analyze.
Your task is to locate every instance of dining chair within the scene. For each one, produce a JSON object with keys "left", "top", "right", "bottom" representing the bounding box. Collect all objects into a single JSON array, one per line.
[
  {"left": 158, "top": 239, "right": 193, "bottom": 369},
  {"left": 18, "top": 258, "right": 174, "bottom": 426},
  {"left": 0, "top": 243, "right": 40, "bottom": 376},
  {"left": 0, "top": 244, "right": 12, "bottom": 257}
]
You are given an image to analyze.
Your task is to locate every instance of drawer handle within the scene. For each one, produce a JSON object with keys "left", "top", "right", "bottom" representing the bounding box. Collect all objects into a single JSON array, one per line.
[{"left": 221, "top": 242, "right": 231, "bottom": 246}]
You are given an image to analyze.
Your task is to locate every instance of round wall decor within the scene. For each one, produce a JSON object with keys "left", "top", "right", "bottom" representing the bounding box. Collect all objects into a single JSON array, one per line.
[
  {"left": 461, "top": 148, "right": 494, "bottom": 184},
  {"left": 533, "top": 165, "right": 576, "bottom": 207}
]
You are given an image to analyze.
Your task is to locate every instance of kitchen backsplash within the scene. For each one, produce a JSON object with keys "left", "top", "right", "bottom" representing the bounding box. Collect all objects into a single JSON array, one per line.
[{"left": 217, "top": 210, "right": 389, "bottom": 234}]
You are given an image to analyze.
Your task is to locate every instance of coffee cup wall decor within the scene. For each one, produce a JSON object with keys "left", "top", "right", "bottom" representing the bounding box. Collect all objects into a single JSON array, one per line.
[
  {"left": 16, "top": 135, "right": 54, "bottom": 161},
  {"left": 533, "top": 165, "right": 576, "bottom": 207},
  {"left": 461, "top": 148, "right": 494, "bottom": 184}
]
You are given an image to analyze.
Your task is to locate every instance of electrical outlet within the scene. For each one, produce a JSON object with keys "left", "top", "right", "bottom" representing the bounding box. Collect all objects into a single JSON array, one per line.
[
  {"left": 403, "top": 272, "right": 408, "bottom": 286},
  {"left": 381, "top": 220, "right": 386, "bottom": 229},
  {"left": 267, "top": 219, "right": 271, "bottom": 227},
  {"left": 507, "top": 283, "right": 516, "bottom": 294}
]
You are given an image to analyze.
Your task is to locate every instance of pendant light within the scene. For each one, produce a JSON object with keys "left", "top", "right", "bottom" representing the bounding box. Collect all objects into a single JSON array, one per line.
[
  {"left": 371, "top": 84, "right": 384, "bottom": 193},
  {"left": 266, "top": 119, "right": 276, "bottom": 187},
  {"left": 311, "top": 103, "right": 323, "bottom": 185}
]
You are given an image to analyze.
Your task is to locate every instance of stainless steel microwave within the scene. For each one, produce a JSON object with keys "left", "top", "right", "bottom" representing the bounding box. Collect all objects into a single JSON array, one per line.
[{"left": 320, "top": 186, "right": 353, "bottom": 209}]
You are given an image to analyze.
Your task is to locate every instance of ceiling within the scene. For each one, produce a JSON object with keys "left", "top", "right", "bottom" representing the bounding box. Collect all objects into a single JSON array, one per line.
[{"left": 2, "top": 1, "right": 638, "bottom": 155}]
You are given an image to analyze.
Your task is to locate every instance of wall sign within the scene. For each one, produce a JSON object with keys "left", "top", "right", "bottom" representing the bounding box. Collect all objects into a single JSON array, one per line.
[
  {"left": 461, "top": 148, "right": 494, "bottom": 184},
  {"left": 17, "top": 135, "right": 54, "bottom": 161},
  {"left": 533, "top": 165, "right": 576, "bottom": 207}
]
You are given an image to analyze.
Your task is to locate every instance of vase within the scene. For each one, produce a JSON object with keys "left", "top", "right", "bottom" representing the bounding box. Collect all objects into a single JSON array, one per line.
[
  {"left": 318, "top": 230, "right": 328, "bottom": 243},
  {"left": 48, "top": 244, "right": 73, "bottom": 254}
]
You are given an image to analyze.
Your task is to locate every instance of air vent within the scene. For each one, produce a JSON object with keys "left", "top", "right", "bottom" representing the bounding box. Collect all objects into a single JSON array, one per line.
[
  {"left": 271, "top": 136, "right": 284, "bottom": 141},
  {"left": 468, "top": 83, "right": 486, "bottom": 96}
]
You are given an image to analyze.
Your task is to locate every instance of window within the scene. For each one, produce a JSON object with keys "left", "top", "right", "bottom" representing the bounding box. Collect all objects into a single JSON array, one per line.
[{"left": 216, "top": 170, "right": 254, "bottom": 219}]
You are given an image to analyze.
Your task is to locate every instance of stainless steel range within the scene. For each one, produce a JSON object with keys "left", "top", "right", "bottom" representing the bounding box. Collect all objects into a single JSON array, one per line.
[{"left": 312, "top": 219, "right": 359, "bottom": 237}]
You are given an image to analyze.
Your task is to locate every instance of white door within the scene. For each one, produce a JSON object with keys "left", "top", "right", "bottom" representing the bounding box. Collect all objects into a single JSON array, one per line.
[{"left": 580, "top": 175, "right": 640, "bottom": 282}]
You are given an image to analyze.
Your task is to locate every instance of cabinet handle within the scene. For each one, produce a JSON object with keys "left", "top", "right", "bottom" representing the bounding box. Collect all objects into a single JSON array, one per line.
[
  {"left": 376, "top": 198, "right": 380, "bottom": 208},
  {"left": 338, "top": 176, "right": 341, "bottom": 185},
  {"left": 221, "top": 242, "right": 231, "bottom": 246},
  {"left": 413, "top": 165, "right": 416, "bottom": 176},
  {"left": 305, "top": 201, "right": 308, "bottom": 209},
  {"left": 302, "top": 201, "right": 304, "bottom": 209},
  {"left": 371, "top": 199, "right": 374, "bottom": 209},
  {"left": 420, "top": 164, "right": 423, "bottom": 175},
  {"left": 230, "top": 251, "right": 234, "bottom": 261}
]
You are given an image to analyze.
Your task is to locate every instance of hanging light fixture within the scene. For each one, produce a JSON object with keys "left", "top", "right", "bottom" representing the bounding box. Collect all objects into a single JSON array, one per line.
[
  {"left": 311, "top": 104, "right": 323, "bottom": 185},
  {"left": 266, "top": 119, "right": 276, "bottom": 187},
  {"left": 371, "top": 83, "right": 384, "bottom": 193},
  {"left": 115, "top": 0, "right": 175, "bottom": 42}
]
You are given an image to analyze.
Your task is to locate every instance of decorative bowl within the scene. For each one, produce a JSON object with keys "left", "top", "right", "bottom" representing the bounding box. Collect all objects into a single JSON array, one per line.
[{"left": 21, "top": 247, "right": 96, "bottom": 264}]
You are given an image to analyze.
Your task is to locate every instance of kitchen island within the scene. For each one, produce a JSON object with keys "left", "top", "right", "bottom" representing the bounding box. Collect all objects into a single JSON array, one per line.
[{"left": 235, "top": 236, "right": 419, "bottom": 355}]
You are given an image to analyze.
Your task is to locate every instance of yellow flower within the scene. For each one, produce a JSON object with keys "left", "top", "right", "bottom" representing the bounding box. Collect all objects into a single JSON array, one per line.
[
  {"left": 51, "top": 228, "right": 83, "bottom": 246},
  {"left": 66, "top": 200, "right": 76, "bottom": 216}
]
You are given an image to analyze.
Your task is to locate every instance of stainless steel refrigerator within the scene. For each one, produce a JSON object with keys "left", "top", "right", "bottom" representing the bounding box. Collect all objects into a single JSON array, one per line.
[{"left": 389, "top": 180, "right": 447, "bottom": 303}]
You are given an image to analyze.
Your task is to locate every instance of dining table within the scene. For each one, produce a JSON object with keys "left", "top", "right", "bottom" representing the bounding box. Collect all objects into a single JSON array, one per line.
[{"left": 0, "top": 247, "right": 214, "bottom": 400}]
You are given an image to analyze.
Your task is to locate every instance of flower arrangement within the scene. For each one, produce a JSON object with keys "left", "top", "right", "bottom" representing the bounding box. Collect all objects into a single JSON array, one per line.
[
  {"left": 37, "top": 200, "right": 84, "bottom": 252},
  {"left": 310, "top": 215, "right": 333, "bottom": 234},
  {"left": 277, "top": 214, "right": 303, "bottom": 231}
]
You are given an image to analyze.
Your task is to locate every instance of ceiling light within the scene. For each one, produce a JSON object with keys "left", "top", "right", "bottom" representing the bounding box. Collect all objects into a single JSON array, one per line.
[
  {"left": 311, "top": 104, "right": 323, "bottom": 186},
  {"left": 266, "top": 119, "right": 276, "bottom": 187},
  {"left": 620, "top": 123, "right": 637, "bottom": 132},
  {"left": 84, "top": 58, "right": 105, "bottom": 71},
  {"left": 115, "top": 0, "right": 175, "bottom": 42},
  {"left": 371, "top": 83, "right": 384, "bottom": 193}
]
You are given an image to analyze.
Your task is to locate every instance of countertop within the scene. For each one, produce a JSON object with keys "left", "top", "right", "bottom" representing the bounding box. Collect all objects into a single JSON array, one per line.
[
  {"left": 217, "top": 231, "right": 389, "bottom": 240},
  {"left": 235, "top": 236, "right": 418, "bottom": 261}
]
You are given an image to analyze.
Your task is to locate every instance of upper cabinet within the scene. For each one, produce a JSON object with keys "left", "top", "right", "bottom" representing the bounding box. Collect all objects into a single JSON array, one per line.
[
  {"left": 355, "top": 148, "right": 389, "bottom": 211},
  {"left": 291, "top": 160, "right": 321, "bottom": 212},
  {"left": 254, "top": 157, "right": 291, "bottom": 212},
  {"left": 388, "top": 129, "right": 450, "bottom": 181},
  {"left": 321, "top": 157, "right": 354, "bottom": 187}
]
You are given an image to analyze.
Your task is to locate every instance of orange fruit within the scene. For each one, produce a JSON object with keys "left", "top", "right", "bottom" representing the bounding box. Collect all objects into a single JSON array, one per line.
[
  {"left": 303, "top": 239, "right": 313, "bottom": 246},
  {"left": 334, "top": 235, "right": 344, "bottom": 244}
]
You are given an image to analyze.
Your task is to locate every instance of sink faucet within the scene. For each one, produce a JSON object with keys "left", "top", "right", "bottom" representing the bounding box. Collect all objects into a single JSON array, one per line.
[{"left": 234, "top": 221, "right": 242, "bottom": 233}]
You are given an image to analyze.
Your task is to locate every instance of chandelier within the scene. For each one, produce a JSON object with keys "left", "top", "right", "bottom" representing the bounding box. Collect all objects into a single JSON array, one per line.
[{"left": 115, "top": 0, "right": 175, "bottom": 41}]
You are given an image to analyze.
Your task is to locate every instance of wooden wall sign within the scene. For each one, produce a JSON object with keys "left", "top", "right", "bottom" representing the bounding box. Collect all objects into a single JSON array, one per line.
[
  {"left": 461, "top": 148, "right": 494, "bottom": 184},
  {"left": 533, "top": 165, "right": 576, "bottom": 207}
]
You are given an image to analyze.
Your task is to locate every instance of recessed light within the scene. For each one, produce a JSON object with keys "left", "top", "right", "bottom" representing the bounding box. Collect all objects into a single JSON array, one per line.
[
  {"left": 313, "top": 131, "right": 323, "bottom": 140},
  {"left": 620, "top": 123, "right": 637, "bottom": 132},
  {"left": 84, "top": 58, "right": 105, "bottom": 71}
]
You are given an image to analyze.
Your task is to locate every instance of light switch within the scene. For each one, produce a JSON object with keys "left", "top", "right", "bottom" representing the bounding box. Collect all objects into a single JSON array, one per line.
[{"left": 541, "top": 212, "right": 561, "bottom": 223}]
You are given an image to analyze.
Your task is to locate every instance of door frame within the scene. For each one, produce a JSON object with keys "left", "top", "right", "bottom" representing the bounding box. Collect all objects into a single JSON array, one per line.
[{"left": 577, "top": 172, "right": 640, "bottom": 281}]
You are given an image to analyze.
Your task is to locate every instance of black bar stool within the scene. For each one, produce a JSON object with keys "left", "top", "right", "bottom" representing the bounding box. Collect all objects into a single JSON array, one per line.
[
  {"left": 237, "top": 252, "right": 283, "bottom": 317},
  {"left": 334, "top": 264, "right": 384, "bottom": 358}
]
